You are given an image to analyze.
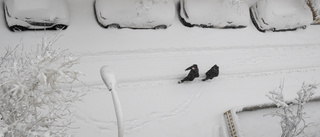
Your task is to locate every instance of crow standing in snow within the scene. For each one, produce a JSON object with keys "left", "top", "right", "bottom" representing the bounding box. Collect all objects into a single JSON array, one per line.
[
  {"left": 178, "top": 64, "right": 199, "bottom": 84},
  {"left": 202, "top": 64, "right": 219, "bottom": 81}
]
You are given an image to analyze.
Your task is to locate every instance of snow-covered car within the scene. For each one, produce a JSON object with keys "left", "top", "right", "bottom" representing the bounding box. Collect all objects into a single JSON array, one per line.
[
  {"left": 94, "top": 0, "right": 175, "bottom": 29},
  {"left": 178, "top": 0, "right": 250, "bottom": 28},
  {"left": 307, "top": 0, "right": 320, "bottom": 25},
  {"left": 250, "top": 0, "right": 313, "bottom": 32},
  {"left": 3, "top": 0, "right": 69, "bottom": 31}
]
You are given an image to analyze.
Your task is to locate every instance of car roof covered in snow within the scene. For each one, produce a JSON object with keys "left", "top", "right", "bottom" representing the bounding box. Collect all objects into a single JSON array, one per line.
[
  {"left": 253, "top": 0, "right": 312, "bottom": 29},
  {"left": 95, "top": 0, "right": 175, "bottom": 28},
  {"left": 5, "top": 0, "right": 69, "bottom": 20},
  {"left": 181, "top": 0, "right": 250, "bottom": 27}
]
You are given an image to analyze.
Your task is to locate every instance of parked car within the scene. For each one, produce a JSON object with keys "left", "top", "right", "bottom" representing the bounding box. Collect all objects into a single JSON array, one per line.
[
  {"left": 94, "top": 0, "right": 175, "bottom": 29},
  {"left": 178, "top": 0, "right": 250, "bottom": 28},
  {"left": 250, "top": 0, "right": 313, "bottom": 32},
  {"left": 3, "top": 0, "right": 69, "bottom": 31},
  {"left": 306, "top": 0, "right": 320, "bottom": 25}
]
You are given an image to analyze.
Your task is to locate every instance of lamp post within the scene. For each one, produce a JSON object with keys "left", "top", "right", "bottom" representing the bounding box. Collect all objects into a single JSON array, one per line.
[{"left": 100, "top": 66, "right": 124, "bottom": 137}]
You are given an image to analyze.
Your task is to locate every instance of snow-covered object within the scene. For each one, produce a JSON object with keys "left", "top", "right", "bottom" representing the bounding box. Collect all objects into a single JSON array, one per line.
[
  {"left": 3, "top": 0, "right": 69, "bottom": 31},
  {"left": 229, "top": 94, "right": 320, "bottom": 137},
  {"left": 100, "top": 66, "right": 124, "bottom": 137},
  {"left": 308, "top": 0, "right": 320, "bottom": 24},
  {"left": 250, "top": 0, "right": 313, "bottom": 32},
  {"left": 100, "top": 66, "right": 117, "bottom": 91},
  {"left": 179, "top": 0, "right": 250, "bottom": 28},
  {"left": 95, "top": 0, "right": 175, "bottom": 29},
  {"left": 223, "top": 109, "right": 244, "bottom": 137}
]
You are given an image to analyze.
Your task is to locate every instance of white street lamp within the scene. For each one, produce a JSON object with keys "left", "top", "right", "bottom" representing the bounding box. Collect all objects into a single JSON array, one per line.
[{"left": 100, "top": 66, "right": 124, "bottom": 137}]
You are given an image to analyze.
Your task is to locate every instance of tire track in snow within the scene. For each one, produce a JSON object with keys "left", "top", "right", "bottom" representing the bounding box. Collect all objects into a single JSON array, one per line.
[
  {"left": 72, "top": 43, "right": 320, "bottom": 133},
  {"left": 74, "top": 86, "right": 203, "bottom": 134},
  {"left": 76, "top": 66, "right": 320, "bottom": 90},
  {"left": 73, "top": 66, "right": 320, "bottom": 134},
  {"left": 75, "top": 42, "right": 320, "bottom": 88},
  {"left": 124, "top": 89, "right": 202, "bottom": 133},
  {"left": 75, "top": 43, "right": 320, "bottom": 57},
  {"left": 75, "top": 110, "right": 116, "bottom": 132}
]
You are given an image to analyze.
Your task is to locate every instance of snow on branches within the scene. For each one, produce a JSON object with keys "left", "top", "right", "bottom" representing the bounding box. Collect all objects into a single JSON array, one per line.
[
  {"left": 0, "top": 37, "right": 84, "bottom": 137},
  {"left": 265, "top": 82, "right": 318, "bottom": 137}
]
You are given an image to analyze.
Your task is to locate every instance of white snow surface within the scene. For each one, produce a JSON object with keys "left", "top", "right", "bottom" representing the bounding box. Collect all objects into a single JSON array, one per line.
[{"left": 1, "top": 0, "right": 320, "bottom": 137}]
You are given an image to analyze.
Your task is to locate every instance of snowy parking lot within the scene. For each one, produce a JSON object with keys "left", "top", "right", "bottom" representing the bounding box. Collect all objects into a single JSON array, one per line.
[{"left": 1, "top": 0, "right": 320, "bottom": 137}]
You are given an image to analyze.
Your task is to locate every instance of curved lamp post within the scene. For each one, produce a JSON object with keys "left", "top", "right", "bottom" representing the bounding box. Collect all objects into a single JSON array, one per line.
[{"left": 100, "top": 66, "right": 124, "bottom": 137}]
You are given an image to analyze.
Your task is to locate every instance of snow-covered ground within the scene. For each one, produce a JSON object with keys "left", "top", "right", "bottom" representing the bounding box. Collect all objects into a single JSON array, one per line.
[{"left": 1, "top": 0, "right": 320, "bottom": 137}]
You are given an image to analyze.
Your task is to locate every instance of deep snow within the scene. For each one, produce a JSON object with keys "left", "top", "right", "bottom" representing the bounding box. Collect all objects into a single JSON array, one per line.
[{"left": 1, "top": 0, "right": 320, "bottom": 137}]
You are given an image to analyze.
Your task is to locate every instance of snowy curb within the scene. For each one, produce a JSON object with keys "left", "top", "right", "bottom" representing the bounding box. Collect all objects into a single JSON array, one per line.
[{"left": 223, "top": 96, "right": 320, "bottom": 137}]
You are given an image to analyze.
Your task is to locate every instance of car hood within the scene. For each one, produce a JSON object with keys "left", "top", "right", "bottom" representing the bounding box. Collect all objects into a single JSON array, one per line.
[
  {"left": 183, "top": 0, "right": 247, "bottom": 16},
  {"left": 182, "top": 0, "right": 249, "bottom": 26},
  {"left": 255, "top": 0, "right": 312, "bottom": 27},
  {"left": 95, "top": 0, "right": 175, "bottom": 24},
  {"left": 5, "top": 0, "right": 69, "bottom": 21},
  {"left": 96, "top": 0, "right": 137, "bottom": 19}
]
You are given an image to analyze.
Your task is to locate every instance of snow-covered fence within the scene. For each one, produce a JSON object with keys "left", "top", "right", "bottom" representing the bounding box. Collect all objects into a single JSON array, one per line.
[
  {"left": 223, "top": 109, "right": 243, "bottom": 137},
  {"left": 223, "top": 96, "right": 320, "bottom": 137}
]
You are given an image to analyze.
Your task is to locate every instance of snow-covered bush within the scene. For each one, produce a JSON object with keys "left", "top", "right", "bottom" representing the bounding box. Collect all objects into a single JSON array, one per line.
[
  {"left": 265, "top": 82, "right": 318, "bottom": 137},
  {"left": 0, "top": 37, "right": 84, "bottom": 137}
]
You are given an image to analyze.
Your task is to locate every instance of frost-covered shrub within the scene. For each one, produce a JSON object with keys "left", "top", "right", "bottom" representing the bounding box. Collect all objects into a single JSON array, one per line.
[
  {"left": 0, "top": 37, "right": 84, "bottom": 137},
  {"left": 266, "top": 82, "right": 318, "bottom": 137}
]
